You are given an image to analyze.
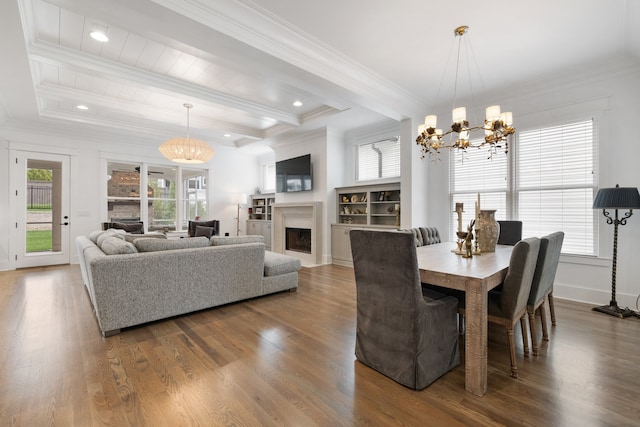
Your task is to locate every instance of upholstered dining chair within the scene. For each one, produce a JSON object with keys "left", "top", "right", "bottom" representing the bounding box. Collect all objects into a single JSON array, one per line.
[
  {"left": 527, "top": 231, "right": 564, "bottom": 356},
  {"left": 497, "top": 220, "right": 523, "bottom": 246},
  {"left": 349, "top": 229, "right": 460, "bottom": 389},
  {"left": 458, "top": 237, "right": 540, "bottom": 378}
]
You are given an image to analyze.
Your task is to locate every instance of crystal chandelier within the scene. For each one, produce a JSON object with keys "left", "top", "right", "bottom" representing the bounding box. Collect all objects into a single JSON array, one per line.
[
  {"left": 416, "top": 26, "right": 515, "bottom": 159},
  {"left": 159, "top": 103, "right": 215, "bottom": 164}
]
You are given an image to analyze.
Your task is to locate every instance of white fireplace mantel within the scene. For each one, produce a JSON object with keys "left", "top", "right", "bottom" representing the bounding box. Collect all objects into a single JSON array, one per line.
[{"left": 272, "top": 202, "right": 322, "bottom": 266}]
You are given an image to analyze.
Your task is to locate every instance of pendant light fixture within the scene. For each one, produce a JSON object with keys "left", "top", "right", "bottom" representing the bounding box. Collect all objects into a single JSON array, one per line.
[{"left": 159, "top": 103, "right": 215, "bottom": 164}]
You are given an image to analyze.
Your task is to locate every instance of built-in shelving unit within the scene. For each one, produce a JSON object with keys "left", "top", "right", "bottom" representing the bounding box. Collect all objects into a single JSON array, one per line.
[
  {"left": 332, "top": 182, "right": 400, "bottom": 266},
  {"left": 249, "top": 193, "right": 275, "bottom": 221},
  {"left": 336, "top": 183, "right": 400, "bottom": 227}
]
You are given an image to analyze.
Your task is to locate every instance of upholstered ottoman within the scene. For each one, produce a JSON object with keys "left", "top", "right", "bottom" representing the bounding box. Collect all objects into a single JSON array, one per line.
[{"left": 263, "top": 251, "right": 301, "bottom": 294}]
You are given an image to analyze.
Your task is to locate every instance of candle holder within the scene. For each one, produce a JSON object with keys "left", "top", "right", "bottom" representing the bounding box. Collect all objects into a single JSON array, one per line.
[{"left": 454, "top": 231, "right": 467, "bottom": 255}]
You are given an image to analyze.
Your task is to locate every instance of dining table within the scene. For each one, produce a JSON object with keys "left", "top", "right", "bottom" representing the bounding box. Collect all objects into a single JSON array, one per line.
[{"left": 416, "top": 242, "right": 514, "bottom": 397}]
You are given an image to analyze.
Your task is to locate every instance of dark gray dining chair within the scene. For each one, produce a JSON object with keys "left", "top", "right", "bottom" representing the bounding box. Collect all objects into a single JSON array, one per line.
[
  {"left": 349, "top": 229, "right": 460, "bottom": 389},
  {"left": 527, "top": 232, "right": 564, "bottom": 356},
  {"left": 458, "top": 237, "right": 540, "bottom": 378},
  {"left": 497, "top": 220, "right": 523, "bottom": 246}
]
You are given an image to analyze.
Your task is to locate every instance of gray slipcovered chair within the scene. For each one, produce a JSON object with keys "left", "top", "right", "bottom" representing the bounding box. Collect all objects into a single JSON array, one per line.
[
  {"left": 458, "top": 237, "right": 541, "bottom": 378},
  {"left": 527, "top": 231, "right": 564, "bottom": 356},
  {"left": 497, "top": 220, "right": 523, "bottom": 246},
  {"left": 349, "top": 229, "right": 460, "bottom": 389}
]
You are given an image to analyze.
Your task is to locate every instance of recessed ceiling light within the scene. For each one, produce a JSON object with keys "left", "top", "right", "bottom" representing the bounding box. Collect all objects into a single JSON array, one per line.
[
  {"left": 76, "top": 104, "right": 88, "bottom": 110},
  {"left": 224, "top": 133, "right": 232, "bottom": 138},
  {"left": 89, "top": 27, "right": 109, "bottom": 42},
  {"left": 292, "top": 100, "right": 303, "bottom": 107}
]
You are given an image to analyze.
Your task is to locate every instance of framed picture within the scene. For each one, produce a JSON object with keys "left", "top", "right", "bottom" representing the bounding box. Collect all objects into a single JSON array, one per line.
[{"left": 255, "top": 207, "right": 263, "bottom": 214}]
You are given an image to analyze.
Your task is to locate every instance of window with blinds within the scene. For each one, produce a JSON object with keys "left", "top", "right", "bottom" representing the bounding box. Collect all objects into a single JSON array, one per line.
[
  {"left": 449, "top": 144, "right": 509, "bottom": 239},
  {"left": 517, "top": 119, "right": 597, "bottom": 255},
  {"left": 357, "top": 137, "right": 400, "bottom": 181},
  {"left": 449, "top": 118, "right": 597, "bottom": 256}
]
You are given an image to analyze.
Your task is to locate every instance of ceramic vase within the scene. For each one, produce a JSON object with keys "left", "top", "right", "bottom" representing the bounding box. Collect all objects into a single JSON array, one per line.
[{"left": 477, "top": 209, "right": 500, "bottom": 252}]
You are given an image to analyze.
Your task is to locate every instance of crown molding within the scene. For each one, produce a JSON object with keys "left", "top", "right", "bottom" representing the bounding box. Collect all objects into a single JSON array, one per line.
[{"left": 150, "top": 0, "right": 425, "bottom": 119}]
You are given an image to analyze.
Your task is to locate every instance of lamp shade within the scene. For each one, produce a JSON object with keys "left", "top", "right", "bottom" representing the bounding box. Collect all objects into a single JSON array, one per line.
[
  {"left": 159, "top": 137, "right": 215, "bottom": 164},
  {"left": 593, "top": 185, "right": 640, "bottom": 209}
]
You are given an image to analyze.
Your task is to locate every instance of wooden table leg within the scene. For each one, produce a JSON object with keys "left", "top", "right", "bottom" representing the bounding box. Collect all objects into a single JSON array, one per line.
[{"left": 464, "top": 279, "right": 488, "bottom": 396}]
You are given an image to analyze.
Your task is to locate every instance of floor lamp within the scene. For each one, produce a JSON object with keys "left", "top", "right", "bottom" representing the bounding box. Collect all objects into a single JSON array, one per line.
[
  {"left": 592, "top": 184, "right": 640, "bottom": 318},
  {"left": 234, "top": 194, "right": 247, "bottom": 236}
]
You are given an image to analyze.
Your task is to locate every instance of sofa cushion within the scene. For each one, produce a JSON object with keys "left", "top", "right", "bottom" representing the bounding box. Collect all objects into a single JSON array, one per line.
[
  {"left": 264, "top": 251, "right": 301, "bottom": 276},
  {"left": 134, "top": 236, "right": 210, "bottom": 252},
  {"left": 210, "top": 235, "right": 264, "bottom": 246},
  {"left": 122, "top": 232, "right": 167, "bottom": 243},
  {"left": 99, "top": 236, "right": 138, "bottom": 255}
]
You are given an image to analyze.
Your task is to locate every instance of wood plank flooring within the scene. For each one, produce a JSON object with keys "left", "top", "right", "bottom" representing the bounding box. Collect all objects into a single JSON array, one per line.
[{"left": 0, "top": 264, "right": 639, "bottom": 426}]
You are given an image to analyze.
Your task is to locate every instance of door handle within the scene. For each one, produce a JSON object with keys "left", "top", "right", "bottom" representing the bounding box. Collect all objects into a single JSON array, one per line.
[{"left": 61, "top": 222, "right": 69, "bottom": 226}]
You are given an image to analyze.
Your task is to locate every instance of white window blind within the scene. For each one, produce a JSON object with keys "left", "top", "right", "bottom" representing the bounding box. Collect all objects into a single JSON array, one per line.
[
  {"left": 449, "top": 144, "right": 508, "bottom": 239},
  {"left": 263, "top": 163, "right": 275, "bottom": 192},
  {"left": 357, "top": 137, "right": 400, "bottom": 181},
  {"left": 517, "top": 119, "right": 597, "bottom": 255}
]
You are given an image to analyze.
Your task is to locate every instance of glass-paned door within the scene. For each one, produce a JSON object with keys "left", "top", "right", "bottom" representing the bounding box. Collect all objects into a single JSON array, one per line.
[{"left": 13, "top": 151, "right": 71, "bottom": 268}]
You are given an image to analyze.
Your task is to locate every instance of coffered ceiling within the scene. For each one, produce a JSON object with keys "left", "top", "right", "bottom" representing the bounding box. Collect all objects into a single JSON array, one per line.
[{"left": 1, "top": 0, "right": 638, "bottom": 152}]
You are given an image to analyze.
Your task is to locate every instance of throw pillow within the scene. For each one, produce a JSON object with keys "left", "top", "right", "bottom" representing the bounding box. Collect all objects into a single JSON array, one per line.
[
  {"left": 123, "top": 232, "right": 167, "bottom": 243},
  {"left": 96, "top": 229, "right": 125, "bottom": 247},
  {"left": 209, "top": 236, "right": 264, "bottom": 246},
  {"left": 134, "top": 236, "right": 210, "bottom": 252},
  {"left": 99, "top": 236, "right": 138, "bottom": 255},
  {"left": 195, "top": 226, "right": 215, "bottom": 238}
]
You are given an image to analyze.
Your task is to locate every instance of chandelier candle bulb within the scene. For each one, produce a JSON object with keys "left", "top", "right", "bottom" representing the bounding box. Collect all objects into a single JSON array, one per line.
[
  {"left": 425, "top": 115, "right": 438, "bottom": 128},
  {"left": 501, "top": 112, "right": 513, "bottom": 126},
  {"left": 452, "top": 107, "right": 467, "bottom": 123},
  {"left": 486, "top": 105, "right": 501, "bottom": 122}
]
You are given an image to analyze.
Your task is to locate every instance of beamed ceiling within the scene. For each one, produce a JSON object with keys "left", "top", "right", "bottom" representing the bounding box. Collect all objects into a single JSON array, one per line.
[{"left": 0, "top": 0, "right": 639, "bottom": 154}]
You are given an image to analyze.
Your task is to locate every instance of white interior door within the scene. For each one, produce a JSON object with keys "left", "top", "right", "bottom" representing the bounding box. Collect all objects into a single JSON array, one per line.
[{"left": 13, "top": 151, "right": 71, "bottom": 268}]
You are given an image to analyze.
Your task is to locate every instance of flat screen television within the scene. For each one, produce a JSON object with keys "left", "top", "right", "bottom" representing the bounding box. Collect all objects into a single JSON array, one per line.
[{"left": 276, "top": 154, "right": 312, "bottom": 193}]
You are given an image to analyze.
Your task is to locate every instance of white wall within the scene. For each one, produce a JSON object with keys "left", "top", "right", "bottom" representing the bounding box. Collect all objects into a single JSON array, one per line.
[{"left": 426, "top": 58, "right": 640, "bottom": 308}]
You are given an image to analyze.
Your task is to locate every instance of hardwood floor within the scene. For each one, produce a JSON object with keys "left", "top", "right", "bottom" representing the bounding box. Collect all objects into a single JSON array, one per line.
[{"left": 1, "top": 264, "right": 639, "bottom": 426}]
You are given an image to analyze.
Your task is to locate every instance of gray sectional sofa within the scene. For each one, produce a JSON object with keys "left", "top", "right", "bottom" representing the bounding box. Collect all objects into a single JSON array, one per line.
[{"left": 76, "top": 230, "right": 301, "bottom": 336}]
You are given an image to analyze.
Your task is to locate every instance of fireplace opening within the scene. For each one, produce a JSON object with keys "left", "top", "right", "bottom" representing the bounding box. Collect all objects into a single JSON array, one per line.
[{"left": 286, "top": 227, "right": 312, "bottom": 254}]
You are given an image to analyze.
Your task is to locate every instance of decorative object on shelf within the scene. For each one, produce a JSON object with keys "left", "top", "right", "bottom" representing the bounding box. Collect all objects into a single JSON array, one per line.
[
  {"left": 255, "top": 207, "right": 263, "bottom": 214},
  {"left": 351, "top": 195, "right": 358, "bottom": 203},
  {"left": 592, "top": 184, "right": 640, "bottom": 318},
  {"left": 415, "top": 26, "right": 514, "bottom": 160},
  {"left": 477, "top": 210, "right": 499, "bottom": 252},
  {"left": 342, "top": 196, "right": 349, "bottom": 203},
  {"left": 344, "top": 206, "right": 351, "bottom": 214},
  {"left": 255, "top": 186, "right": 261, "bottom": 194},
  {"left": 159, "top": 104, "right": 215, "bottom": 164},
  {"left": 394, "top": 203, "right": 400, "bottom": 227},
  {"left": 233, "top": 193, "right": 247, "bottom": 236},
  {"left": 361, "top": 194, "right": 367, "bottom": 202},
  {"left": 378, "top": 192, "right": 385, "bottom": 202}
]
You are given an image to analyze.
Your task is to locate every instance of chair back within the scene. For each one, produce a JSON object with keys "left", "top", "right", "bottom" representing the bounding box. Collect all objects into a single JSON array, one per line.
[
  {"left": 350, "top": 230, "right": 424, "bottom": 331},
  {"left": 500, "top": 237, "right": 540, "bottom": 318},
  {"left": 497, "top": 220, "right": 523, "bottom": 245},
  {"left": 188, "top": 220, "right": 220, "bottom": 237},
  {"left": 420, "top": 227, "right": 441, "bottom": 245},
  {"left": 528, "top": 232, "right": 564, "bottom": 306}
]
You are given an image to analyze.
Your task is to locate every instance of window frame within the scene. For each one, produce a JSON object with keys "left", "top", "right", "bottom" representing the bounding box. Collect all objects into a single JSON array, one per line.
[
  {"left": 356, "top": 136, "right": 401, "bottom": 182},
  {"left": 449, "top": 114, "right": 599, "bottom": 256}
]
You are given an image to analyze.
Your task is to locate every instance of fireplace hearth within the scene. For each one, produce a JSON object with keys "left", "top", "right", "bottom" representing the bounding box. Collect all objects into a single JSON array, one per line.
[{"left": 286, "top": 227, "right": 312, "bottom": 254}]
